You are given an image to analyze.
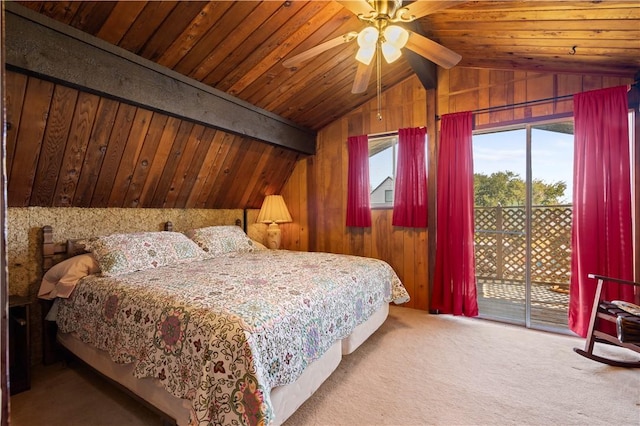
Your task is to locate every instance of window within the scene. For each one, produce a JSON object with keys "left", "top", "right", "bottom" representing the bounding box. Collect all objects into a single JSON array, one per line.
[{"left": 369, "top": 134, "right": 398, "bottom": 207}]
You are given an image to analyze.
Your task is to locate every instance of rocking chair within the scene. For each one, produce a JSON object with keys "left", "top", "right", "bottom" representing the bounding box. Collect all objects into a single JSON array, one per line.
[{"left": 573, "top": 274, "right": 640, "bottom": 368}]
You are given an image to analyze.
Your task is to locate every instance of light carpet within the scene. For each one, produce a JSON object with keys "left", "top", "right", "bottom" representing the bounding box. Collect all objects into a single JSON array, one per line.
[
  {"left": 10, "top": 306, "right": 640, "bottom": 425},
  {"left": 285, "top": 306, "right": 639, "bottom": 425}
]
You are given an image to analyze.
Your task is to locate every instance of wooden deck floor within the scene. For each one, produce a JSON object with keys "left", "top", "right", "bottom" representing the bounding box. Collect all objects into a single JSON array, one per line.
[{"left": 477, "top": 279, "right": 569, "bottom": 331}]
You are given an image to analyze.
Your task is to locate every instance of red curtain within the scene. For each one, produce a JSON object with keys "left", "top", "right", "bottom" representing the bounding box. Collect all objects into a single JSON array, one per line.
[
  {"left": 569, "top": 85, "right": 634, "bottom": 337},
  {"left": 392, "top": 127, "right": 428, "bottom": 227},
  {"left": 346, "top": 135, "right": 372, "bottom": 227},
  {"left": 432, "top": 112, "right": 478, "bottom": 316}
]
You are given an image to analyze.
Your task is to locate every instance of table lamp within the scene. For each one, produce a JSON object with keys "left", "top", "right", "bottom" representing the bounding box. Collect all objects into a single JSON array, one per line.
[{"left": 256, "top": 195, "right": 292, "bottom": 249}]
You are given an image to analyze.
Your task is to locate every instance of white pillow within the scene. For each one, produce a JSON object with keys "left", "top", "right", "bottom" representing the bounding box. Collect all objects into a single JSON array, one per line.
[{"left": 38, "top": 254, "right": 100, "bottom": 299}]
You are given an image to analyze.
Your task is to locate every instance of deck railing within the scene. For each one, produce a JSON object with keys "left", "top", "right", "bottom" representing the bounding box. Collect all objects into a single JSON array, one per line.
[{"left": 474, "top": 205, "right": 572, "bottom": 287}]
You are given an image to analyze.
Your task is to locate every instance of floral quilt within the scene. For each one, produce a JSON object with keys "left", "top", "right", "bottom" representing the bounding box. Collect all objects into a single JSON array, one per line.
[{"left": 56, "top": 250, "right": 409, "bottom": 425}]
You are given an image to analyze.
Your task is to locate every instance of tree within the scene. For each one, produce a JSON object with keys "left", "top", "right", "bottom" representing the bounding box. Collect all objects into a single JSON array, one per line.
[
  {"left": 532, "top": 179, "right": 567, "bottom": 205},
  {"left": 474, "top": 171, "right": 567, "bottom": 206}
]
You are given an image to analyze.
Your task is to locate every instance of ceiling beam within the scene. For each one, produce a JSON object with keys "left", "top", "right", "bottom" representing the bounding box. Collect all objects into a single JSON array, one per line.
[
  {"left": 404, "top": 22, "right": 437, "bottom": 90},
  {"left": 4, "top": 3, "right": 316, "bottom": 155}
]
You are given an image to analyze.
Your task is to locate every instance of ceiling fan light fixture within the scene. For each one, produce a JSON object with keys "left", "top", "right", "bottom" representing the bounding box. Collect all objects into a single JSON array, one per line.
[
  {"left": 381, "top": 42, "right": 402, "bottom": 63},
  {"left": 384, "top": 25, "right": 408, "bottom": 49},
  {"left": 356, "top": 46, "right": 376, "bottom": 65},
  {"left": 356, "top": 26, "right": 379, "bottom": 65},
  {"left": 357, "top": 26, "right": 379, "bottom": 48}
]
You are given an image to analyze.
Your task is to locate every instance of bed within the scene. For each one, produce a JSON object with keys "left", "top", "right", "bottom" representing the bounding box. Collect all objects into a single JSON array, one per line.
[{"left": 38, "top": 221, "right": 409, "bottom": 425}]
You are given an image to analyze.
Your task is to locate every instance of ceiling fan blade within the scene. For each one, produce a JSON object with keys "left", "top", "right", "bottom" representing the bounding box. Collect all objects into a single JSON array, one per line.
[
  {"left": 336, "top": 1, "right": 375, "bottom": 17},
  {"left": 283, "top": 32, "right": 358, "bottom": 68},
  {"left": 352, "top": 60, "right": 374, "bottom": 94},
  {"left": 398, "top": 0, "right": 464, "bottom": 20},
  {"left": 404, "top": 30, "right": 461, "bottom": 69}
]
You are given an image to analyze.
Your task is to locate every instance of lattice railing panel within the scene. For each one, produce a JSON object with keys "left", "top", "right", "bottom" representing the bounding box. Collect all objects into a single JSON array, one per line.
[
  {"left": 501, "top": 207, "right": 526, "bottom": 280},
  {"left": 501, "top": 234, "right": 526, "bottom": 280},
  {"left": 531, "top": 206, "right": 572, "bottom": 284},
  {"left": 475, "top": 233, "right": 497, "bottom": 276},
  {"left": 474, "top": 205, "right": 572, "bottom": 286},
  {"left": 475, "top": 207, "right": 497, "bottom": 277}
]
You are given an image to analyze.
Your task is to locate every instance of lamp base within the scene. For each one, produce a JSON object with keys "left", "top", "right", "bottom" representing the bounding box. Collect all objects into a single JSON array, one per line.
[{"left": 266, "top": 222, "right": 282, "bottom": 249}]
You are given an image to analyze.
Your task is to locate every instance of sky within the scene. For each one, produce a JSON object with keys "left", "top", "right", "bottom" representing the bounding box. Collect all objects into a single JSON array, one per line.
[{"left": 370, "top": 147, "right": 394, "bottom": 191}]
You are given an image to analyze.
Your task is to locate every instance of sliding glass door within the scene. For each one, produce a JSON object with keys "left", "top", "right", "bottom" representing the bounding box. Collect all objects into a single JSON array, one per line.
[{"left": 473, "top": 120, "right": 574, "bottom": 331}]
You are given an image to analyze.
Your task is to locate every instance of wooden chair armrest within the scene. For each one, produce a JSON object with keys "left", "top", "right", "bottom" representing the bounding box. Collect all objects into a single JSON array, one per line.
[{"left": 588, "top": 274, "right": 640, "bottom": 287}]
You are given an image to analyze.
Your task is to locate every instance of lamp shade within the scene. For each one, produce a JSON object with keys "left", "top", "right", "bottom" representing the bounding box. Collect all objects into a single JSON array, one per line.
[
  {"left": 381, "top": 43, "right": 402, "bottom": 63},
  {"left": 384, "top": 25, "right": 409, "bottom": 49},
  {"left": 381, "top": 25, "right": 408, "bottom": 63},
  {"left": 356, "top": 46, "right": 376, "bottom": 65},
  {"left": 357, "top": 26, "right": 379, "bottom": 49},
  {"left": 355, "top": 26, "right": 379, "bottom": 65},
  {"left": 257, "top": 195, "right": 292, "bottom": 224}
]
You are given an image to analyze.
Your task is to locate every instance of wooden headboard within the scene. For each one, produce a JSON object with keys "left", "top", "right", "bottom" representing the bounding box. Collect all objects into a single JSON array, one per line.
[{"left": 42, "top": 226, "right": 88, "bottom": 272}]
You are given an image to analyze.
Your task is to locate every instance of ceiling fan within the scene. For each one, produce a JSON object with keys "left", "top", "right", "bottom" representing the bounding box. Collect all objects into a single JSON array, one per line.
[{"left": 282, "top": 0, "right": 462, "bottom": 94}]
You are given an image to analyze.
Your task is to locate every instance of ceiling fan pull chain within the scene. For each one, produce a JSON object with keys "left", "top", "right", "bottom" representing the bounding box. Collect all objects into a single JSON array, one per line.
[{"left": 377, "top": 43, "right": 382, "bottom": 121}]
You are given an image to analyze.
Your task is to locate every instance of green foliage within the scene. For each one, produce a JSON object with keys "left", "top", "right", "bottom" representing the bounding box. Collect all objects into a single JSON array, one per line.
[{"left": 474, "top": 171, "right": 567, "bottom": 207}]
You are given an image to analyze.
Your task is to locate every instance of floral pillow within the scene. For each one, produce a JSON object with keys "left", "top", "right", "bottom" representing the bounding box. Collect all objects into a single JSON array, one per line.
[
  {"left": 81, "top": 231, "right": 208, "bottom": 276},
  {"left": 185, "top": 226, "right": 255, "bottom": 256}
]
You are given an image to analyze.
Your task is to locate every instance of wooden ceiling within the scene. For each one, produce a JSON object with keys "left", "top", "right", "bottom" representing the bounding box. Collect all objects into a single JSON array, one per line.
[
  {"left": 5, "top": 1, "right": 640, "bottom": 210},
  {"left": 15, "top": 1, "right": 640, "bottom": 131}
]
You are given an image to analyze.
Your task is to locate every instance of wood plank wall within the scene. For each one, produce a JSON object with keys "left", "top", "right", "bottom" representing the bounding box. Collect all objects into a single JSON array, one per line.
[
  {"left": 281, "top": 69, "right": 637, "bottom": 311},
  {"left": 5, "top": 70, "right": 302, "bottom": 209}
]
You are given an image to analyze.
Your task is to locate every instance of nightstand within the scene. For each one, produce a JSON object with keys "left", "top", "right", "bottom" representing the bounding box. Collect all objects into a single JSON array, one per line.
[{"left": 9, "top": 295, "right": 31, "bottom": 395}]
